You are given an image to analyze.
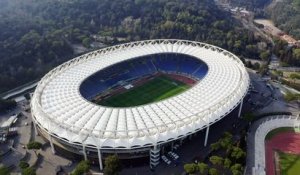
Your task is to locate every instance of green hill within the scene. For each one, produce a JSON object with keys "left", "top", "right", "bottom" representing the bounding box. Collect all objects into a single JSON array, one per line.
[{"left": 0, "top": 0, "right": 264, "bottom": 93}]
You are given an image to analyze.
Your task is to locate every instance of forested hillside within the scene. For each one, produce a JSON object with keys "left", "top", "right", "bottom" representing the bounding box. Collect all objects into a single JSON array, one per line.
[
  {"left": 0, "top": 0, "right": 264, "bottom": 93},
  {"left": 268, "top": 0, "right": 300, "bottom": 39},
  {"left": 218, "top": 0, "right": 271, "bottom": 9}
]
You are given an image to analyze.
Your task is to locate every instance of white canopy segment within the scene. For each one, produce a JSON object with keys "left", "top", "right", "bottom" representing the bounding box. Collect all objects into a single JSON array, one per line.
[{"left": 31, "top": 39, "right": 249, "bottom": 149}]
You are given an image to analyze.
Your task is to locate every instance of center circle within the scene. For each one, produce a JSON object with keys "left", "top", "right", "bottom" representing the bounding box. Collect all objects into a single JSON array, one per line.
[{"left": 79, "top": 53, "right": 208, "bottom": 107}]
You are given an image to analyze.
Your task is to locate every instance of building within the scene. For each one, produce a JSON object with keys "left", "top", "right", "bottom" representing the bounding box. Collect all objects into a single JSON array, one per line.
[
  {"left": 0, "top": 114, "right": 18, "bottom": 134},
  {"left": 30, "top": 39, "right": 249, "bottom": 170},
  {"left": 0, "top": 114, "right": 18, "bottom": 143}
]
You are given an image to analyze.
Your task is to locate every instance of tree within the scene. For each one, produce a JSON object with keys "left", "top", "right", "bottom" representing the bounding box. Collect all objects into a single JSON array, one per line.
[
  {"left": 184, "top": 163, "right": 198, "bottom": 174},
  {"left": 253, "top": 62, "right": 260, "bottom": 70},
  {"left": 260, "top": 51, "right": 270, "bottom": 61},
  {"left": 210, "top": 142, "right": 221, "bottom": 151},
  {"left": 209, "top": 156, "right": 223, "bottom": 166},
  {"left": 104, "top": 155, "right": 121, "bottom": 175},
  {"left": 231, "top": 147, "right": 246, "bottom": 160},
  {"left": 219, "top": 133, "right": 232, "bottom": 149},
  {"left": 243, "top": 112, "right": 255, "bottom": 122},
  {"left": 209, "top": 168, "right": 219, "bottom": 175},
  {"left": 245, "top": 61, "right": 253, "bottom": 68},
  {"left": 22, "top": 167, "right": 36, "bottom": 175},
  {"left": 27, "top": 141, "right": 42, "bottom": 150},
  {"left": 0, "top": 166, "right": 10, "bottom": 175},
  {"left": 24, "top": 93, "right": 31, "bottom": 100},
  {"left": 258, "top": 64, "right": 268, "bottom": 76},
  {"left": 284, "top": 91, "right": 300, "bottom": 101},
  {"left": 289, "top": 73, "right": 300, "bottom": 83},
  {"left": 293, "top": 48, "right": 300, "bottom": 59},
  {"left": 82, "top": 37, "right": 91, "bottom": 48},
  {"left": 72, "top": 160, "right": 90, "bottom": 175},
  {"left": 230, "top": 164, "right": 243, "bottom": 175},
  {"left": 290, "top": 73, "right": 300, "bottom": 79},
  {"left": 224, "top": 158, "right": 232, "bottom": 169},
  {"left": 198, "top": 162, "right": 208, "bottom": 174},
  {"left": 0, "top": 99, "right": 17, "bottom": 111},
  {"left": 19, "top": 161, "right": 30, "bottom": 169}
]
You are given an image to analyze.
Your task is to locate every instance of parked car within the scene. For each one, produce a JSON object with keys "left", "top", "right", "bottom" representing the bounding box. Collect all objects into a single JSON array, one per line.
[
  {"left": 168, "top": 151, "right": 179, "bottom": 160},
  {"left": 161, "top": 155, "right": 171, "bottom": 165},
  {"left": 173, "top": 144, "right": 180, "bottom": 150}
]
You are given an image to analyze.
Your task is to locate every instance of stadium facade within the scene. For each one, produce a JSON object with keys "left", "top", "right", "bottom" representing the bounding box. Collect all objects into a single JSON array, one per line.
[{"left": 31, "top": 39, "right": 249, "bottom": 170}]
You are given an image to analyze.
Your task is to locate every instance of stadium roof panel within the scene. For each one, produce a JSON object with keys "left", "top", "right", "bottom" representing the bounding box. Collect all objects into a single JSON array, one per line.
[{"left": 31, "top": 39, "right": 249, "bottom": 149}]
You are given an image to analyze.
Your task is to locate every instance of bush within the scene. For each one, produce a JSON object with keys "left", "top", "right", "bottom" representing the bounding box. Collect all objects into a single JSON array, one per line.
[
  {"left": 242, "top": 112, "right": 255, "bottom": 122},
  {"left": 209, "top": 168, "right": 219, "bottom": 175},
  {"left": 19, "top": 161, "right": 30, "bottom": 169},
  {"left": 22, "top": 167, "right": 36, "bottom": 175},
  {"left": 230, "top": 164, "right": 243, "bottom": 175},
  {"left": 184, "top": 163, "right": 198, "bottom": 174},
  {"left": 231, "top": 147, "right": 246, "bottom": 161},
  {"left": 0, "top": 99, "right": 16, "bottom": 111},
  {"left": 224, "top": 158, "right": 232, "bottom": 169},
  {"left": 198, "top": 162, "right": 208, "bottom": 174},
  {"left": 72, "top": 160, "right": 90, "bottom": 175},
  {"left": 209, "top": 156, "right": 223, "bottom": 166},
  {"left": 104, "top": 155, "right": 121, "bottom": 175},
  {"left": 27, "top": 141, "right": 42, "bottom": 150},
  {"left": 0, "top": 166, "right": 10, "bottom": 175},
  {"left": 246, "top": 111, "right": 292, "bottom": 122},
  {"left": 210, "top": 142, "right": 221, "bottom": 151},
  {"left": 284, "top": 91, "right": 300, "bottom": 102}
]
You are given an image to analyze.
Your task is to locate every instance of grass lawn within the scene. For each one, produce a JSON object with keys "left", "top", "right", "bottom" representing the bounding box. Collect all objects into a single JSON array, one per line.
[
  {"left": 265, "top": 127, "right": 295, "bottom": 140},
  {"left": 98, "top": 75, "right": 190, "bottom": 107},
  {"left": 279, "top": 152, "right": 300, "bottom": 175}
]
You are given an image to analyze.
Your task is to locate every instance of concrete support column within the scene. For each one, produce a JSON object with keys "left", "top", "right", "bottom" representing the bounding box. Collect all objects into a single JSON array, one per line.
[
  {"left": 48, "top": 134, "right": 56, "bottom": 154},
  {"left": 179, "top": 138, "right": 183, "bottom": 145},
  {"left": 97, "top": 149, "right": 103, "bottom": 171},
  {"left": 204, "top": 125, "right": 210, "bottom": 147},
  {"left": 150, "top": 145, "right": 160, "bottom": 169},
  {"left": 32, "top": 122, "right": 39, "bottom": 136},
  {"left": 82, "top": 145, "right": 87, "bottom": 160},
  {"left": 238, "top": 98, "right": 244, "bottom": 118}
]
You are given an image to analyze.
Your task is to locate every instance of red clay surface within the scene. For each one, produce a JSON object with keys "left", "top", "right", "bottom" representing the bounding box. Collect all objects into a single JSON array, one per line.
[{"left": 265, "top": 131, "right": 300, "bottom": 175}]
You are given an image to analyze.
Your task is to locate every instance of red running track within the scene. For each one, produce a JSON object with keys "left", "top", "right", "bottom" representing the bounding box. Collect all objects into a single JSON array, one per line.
[{"left": 265, "top": 131, "right": 300, "bottom": 175}]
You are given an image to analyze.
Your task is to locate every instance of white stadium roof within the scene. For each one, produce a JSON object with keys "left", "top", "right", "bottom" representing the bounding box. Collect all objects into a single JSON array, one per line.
[{"left": 31, "top": 39, "right": 249, "bottom": 149}]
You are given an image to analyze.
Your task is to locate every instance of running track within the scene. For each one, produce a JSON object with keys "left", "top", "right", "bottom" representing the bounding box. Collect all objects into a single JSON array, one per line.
[{"left": 265, "top": 131, "right": 300, "bottom": 175}]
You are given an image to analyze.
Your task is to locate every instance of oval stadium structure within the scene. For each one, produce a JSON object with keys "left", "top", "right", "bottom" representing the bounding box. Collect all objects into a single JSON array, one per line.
[{"left": 31, "top": 39, "right": 249, "bottom": 169}]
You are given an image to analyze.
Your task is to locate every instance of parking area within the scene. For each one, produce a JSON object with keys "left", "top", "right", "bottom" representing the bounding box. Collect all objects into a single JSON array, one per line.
[
  {"left": 245, "top": 70, "right": 299, "bottom": 116},
  {"left": 0, "top": 101, "right": 74, "bottom": 175},
  {"left": 0, "top": 106, "right": 33, "bottom": 172}
]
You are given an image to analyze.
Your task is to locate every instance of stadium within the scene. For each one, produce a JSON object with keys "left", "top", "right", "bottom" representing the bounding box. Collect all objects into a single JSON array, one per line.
[{"left": 30, "top": 39, "right": 249, "bottom": 170}]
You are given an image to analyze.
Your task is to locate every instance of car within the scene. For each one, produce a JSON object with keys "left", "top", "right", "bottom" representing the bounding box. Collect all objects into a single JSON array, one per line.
[
  {"left": 173, "top": 144, "right": 180, "bottom": 150},
  {"left": 161, "top": 155, "right": 171, "bottom": 165},
  {"left": 168, "top": 151, "right": 179, "bottom": 160}
]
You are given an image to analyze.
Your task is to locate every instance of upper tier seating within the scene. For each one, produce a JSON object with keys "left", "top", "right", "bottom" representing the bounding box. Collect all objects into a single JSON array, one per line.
[{"left": 80, "top": 53, "right": 208, "bottom": 99}]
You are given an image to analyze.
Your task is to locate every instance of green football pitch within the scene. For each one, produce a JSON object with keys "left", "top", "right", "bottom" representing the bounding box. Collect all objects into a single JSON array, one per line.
[
  {"left": 98, "top": 75, "right": 190, "bottom": 107},
  {"left": 279, "top": 152, "right": 300, "bottom": 175}
]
